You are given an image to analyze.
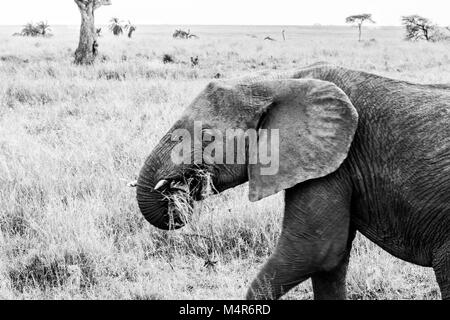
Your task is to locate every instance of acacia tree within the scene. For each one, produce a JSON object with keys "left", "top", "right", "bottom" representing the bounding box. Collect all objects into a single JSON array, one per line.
[
  {"left": 36, "top": 21, "right": 51, "bottom": 36},
  {"left": 74, "top": 0, "right": 111, "bottom": 65},
  {"left": 109, "top": 17, "right": 124, "bottom": 36},
  {"left": 345, "top": 14, "right": 375, "bottom": 41},
  {"left": 401, "top": 15, "right": 435, "bottom": 41},
  {"left": 126, "top": 21, "right": 137, "bottom": 38},
  {"left": 21, "top": 23, "right": 40, "bottom": 37}
]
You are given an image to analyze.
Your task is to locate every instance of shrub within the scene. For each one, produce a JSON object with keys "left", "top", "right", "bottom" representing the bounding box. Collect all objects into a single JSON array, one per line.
[
  {"left": 20, "top": 23, "right": 40, "bottom": 37},
  {"left": 97, "top": 70, "right": 126, "bottom": 81},
  {"left": 162, "top": 54, "right": 175, "bottom": 64},
  {"left": 400, "top": 15, "right": 450, "bottom": 42},
  {"left": 4, "top": 85, "right": 55, "bottom": 107},
  {"left": 109, "top": 18, "right": 125, "bottom": 36},
  {"left": 190, "top": 56, "right": 199, "bottom": 67},
  {"left": 173, "top": 29, "right": 198, "bottom": 39},
  {"left": 8, "top": 251, "right": 96, "bottom": 292},
  {"left": 17, "top": 22, "right": 52, "bottom": 37}
]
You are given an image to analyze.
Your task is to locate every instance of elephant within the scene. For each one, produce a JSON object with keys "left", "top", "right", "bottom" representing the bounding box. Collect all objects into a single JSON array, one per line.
[{"left": 135, "top": 63, "right": 450, "bottom": 300}]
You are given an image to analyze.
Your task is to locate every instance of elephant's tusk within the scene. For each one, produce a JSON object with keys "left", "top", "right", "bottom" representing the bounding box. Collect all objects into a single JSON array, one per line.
[
  {"left": 154, "top": 179, "right": 169, "bottom": 191},
  {"left": 127, "top": 180, "right": 138, "bottom": 188}
]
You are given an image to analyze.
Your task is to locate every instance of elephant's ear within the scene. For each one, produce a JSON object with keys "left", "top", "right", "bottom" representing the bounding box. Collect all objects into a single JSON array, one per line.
[{"left": 247, "top": 79, "right": 358, "bottom": 201}]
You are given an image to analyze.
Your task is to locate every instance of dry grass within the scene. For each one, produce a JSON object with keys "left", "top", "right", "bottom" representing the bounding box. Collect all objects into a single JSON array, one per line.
[{"left": 0, "top": 25, "right": 447, "bottom": 299}]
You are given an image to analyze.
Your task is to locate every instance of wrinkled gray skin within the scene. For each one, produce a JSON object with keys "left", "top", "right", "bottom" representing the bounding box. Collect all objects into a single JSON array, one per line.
[{"left": 136, "top": 63, "right": 450, "bottom": 300}]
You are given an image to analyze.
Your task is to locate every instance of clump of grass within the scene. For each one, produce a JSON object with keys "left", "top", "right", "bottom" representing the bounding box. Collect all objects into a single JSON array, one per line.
[
  {"left": 162, "top": 169, "right": 215, "bottom": 229},
  {"left": 5, "top": 86, "right": 34, "bottom": 107},
  {"left": 9, "top": 255, "right": 70, "bottom": 292},
  {"left": 1, "top": 208, "right": 32, "bottom": 237},
  {"left": 8, "top": 251, "right": 96, "bottom": 293},
  {"left": 0, "top": 55, "right": 29, "bottom": 64},
  {"left": 363, "top": 39, "right": 378, "bottom": 47},
  {"left": 97, "top": 70, "right": 126, "bottom": 81},
  {"left": 144, "top": 66, "right": 199, "bottom": 80},
  {"left": 99, "top": 54, "right": 110, "bottom": 63},
  {"left": 165, "top": 191, "right": 194, "bottom": 230},
  {"left": 4, "top": 84, "right": 55, "bottom": 107},
  {"left": 190, "top": 56, "right": 199, "bottom": 67},
  {"left": 162, "top": 53, "right": 175, "bottom": 64}
]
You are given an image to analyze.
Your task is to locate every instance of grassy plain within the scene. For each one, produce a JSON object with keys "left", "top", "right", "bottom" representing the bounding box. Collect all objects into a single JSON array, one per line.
[{"left": 0, "top": 25, "right": 449, "bottom": 299}]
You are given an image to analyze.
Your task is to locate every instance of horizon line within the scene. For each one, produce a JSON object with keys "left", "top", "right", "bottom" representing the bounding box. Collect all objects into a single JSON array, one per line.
[{"left": 0, "top": 23, "right": 404, "bottom": 27}]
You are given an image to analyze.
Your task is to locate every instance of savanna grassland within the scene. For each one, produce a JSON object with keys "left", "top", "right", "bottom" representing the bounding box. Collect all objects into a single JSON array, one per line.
[{"left": 0, "top": 25, "right": 449, "bottom": 299}]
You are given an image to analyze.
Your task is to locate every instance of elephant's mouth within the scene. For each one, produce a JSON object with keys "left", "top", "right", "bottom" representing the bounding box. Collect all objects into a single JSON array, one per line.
[
  {"left": 157, "top": 180, "right": 194, "bottom": 229},
  {"left": 136, "top": 169, "right": 213, "bottom": 230},
  {"left": 167, "top": 170, "right": 212, "bottom": 199},
  {"left": 154, "top": 177, "right": 204, "bottom": 229}
]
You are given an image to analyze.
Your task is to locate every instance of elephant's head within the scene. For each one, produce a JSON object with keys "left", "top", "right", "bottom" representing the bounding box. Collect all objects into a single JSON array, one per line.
[{"left": 136, "top": 78, "right": 358, "bottom": 230}]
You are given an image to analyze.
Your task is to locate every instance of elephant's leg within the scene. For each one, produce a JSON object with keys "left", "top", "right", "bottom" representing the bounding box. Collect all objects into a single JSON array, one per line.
[
  {"left": 246, "top": 175, "right": 352, "bottom": 300},
  {"left": 433, "top": 242, "right": 450, "bottom": 300},
  {"left": 311, "top": 229, "right": 355, "bottom": 300},
  {"left": 245, "top": 248, "right": 312, "bottom": 300}
]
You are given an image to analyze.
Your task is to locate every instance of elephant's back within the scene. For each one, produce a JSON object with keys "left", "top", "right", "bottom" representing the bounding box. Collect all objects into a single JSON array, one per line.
[
  {"left": 293, "top": 65, "right": 450, "bottom": 264},
  {"left": 347, "top": 76, "right": 450, "bottom": 266}
]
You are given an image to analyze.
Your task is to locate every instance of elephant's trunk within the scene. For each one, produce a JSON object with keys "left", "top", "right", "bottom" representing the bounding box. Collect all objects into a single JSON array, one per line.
[{"left": 136, "top": 152, "right": 185, "bottom": 230}]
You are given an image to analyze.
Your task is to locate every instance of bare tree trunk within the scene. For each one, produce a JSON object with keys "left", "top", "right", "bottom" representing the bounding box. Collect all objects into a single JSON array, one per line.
[
  {"left": 74, "top": 0, "right": 111, "bottom": 64},
  {"left": 423, "top": 27, "right": 430, "bottom": 41},
  {"left": 128, "top": 27, "right": 136, "bottom": 38},
  {"left": 358, "top": 24, "right": 362, "bottom": 41},
  {"left": 74, "top": 1, "right": 97, "bottom": 64}
]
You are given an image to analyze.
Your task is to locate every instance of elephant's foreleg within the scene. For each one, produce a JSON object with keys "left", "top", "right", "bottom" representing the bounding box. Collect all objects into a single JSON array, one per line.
[
  {"left": 245, "top": 247, "right": 312, "bottom": 299},
  {"left": 246, "top": 175, "right": 353, "bottom": 300},
  {"left": 311, "top": 262, "right": 348, "bottom": 300},
  {"left": 246, "top": 231, "right": 351, "bottom": 300},
  {"left": 311, "top": 230, "right": 354, "bottom": 300},
  {"left": 433, "top": 242, "right": 450, "bottom": 300}
]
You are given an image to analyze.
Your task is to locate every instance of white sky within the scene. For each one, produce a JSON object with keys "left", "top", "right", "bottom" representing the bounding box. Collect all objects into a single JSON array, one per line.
[{"left": 1, "top": 0, "right": 449, "bottom": 26}]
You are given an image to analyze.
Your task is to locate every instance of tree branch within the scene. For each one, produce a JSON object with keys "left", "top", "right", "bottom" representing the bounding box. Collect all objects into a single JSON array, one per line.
[
  {"left": 74, "top": 0, "right": 87, "bottom": 10},
  {"left": 75, "top": 0, "right": 111, "bottom": 10},
  {"left": 94, "top": 0, "right": 112, "bottom": 10}
]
